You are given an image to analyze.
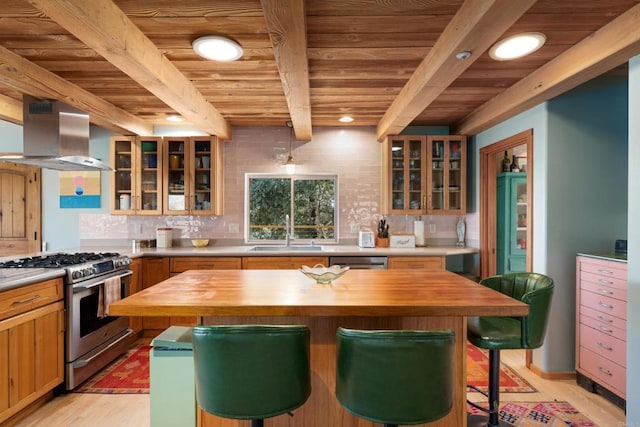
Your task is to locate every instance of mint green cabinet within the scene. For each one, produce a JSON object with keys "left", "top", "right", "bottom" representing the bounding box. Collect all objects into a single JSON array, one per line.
[{"left": 497, "top": 172, "right": 527, "bottom": 274}]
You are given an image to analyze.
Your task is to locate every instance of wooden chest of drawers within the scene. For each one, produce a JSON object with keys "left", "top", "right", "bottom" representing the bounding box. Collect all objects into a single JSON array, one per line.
[{"left": 575, "top": 255, "right": 627, "bottom": 399}]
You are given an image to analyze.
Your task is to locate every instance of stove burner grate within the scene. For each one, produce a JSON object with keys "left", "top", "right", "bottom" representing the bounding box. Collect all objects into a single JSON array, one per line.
[{"left": 0, "top": 252, "right": 121, "bottom": 269}]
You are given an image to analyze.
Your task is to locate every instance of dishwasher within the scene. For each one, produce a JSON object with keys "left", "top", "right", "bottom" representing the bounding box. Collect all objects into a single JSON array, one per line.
[{"left": 329, "top": 256, "right": 388, "bottom": 269}]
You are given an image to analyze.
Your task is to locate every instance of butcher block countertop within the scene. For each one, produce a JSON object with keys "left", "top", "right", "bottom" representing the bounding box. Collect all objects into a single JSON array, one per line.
[{"left": 108, "top": 269, "right": 526, "bottom": 318}]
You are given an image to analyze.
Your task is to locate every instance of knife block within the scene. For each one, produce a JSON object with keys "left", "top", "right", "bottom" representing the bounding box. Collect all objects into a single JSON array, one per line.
[{"left": 375, "top": 236, "right": 389, "bottom": 247}]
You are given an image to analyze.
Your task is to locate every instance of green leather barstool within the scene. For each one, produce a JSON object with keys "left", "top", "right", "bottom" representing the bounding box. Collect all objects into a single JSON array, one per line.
[
  {"left": 467, "top": 273, "right": 554, "bottom": 427},
  {"left": 336, "top": 327, "right": 455, "bottom": 427},
  {"left": 192, "top": 325, "right": 311, "bottom": 427}
]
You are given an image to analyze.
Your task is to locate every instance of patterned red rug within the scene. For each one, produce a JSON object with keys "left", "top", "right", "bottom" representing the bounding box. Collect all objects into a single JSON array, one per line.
[
  {"left": 467, "top": 342, "right": 537, "bottom": 393},
  {"left": 74, "top": 344, "right": 150, "bottom": 394},
  {"left": 467, "top": 401, "right": 596, "bottom": 426},
  {"left": 75, "top": 342, "right": 534, "bottom": 394}
]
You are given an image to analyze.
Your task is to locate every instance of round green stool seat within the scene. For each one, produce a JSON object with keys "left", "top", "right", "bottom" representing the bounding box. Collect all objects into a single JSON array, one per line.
[
  {"left": 336, "top": 328, "right": 455, "bottom": 426},
  {"left": 192, "top": 325, "right": 311, "bottom": 425}
]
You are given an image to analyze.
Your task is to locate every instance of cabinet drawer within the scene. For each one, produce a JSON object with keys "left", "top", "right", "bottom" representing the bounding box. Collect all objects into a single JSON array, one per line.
[
  {"left": 580, "top": 314, "right": 625, "bottom": 341},
  {"left": 242, "top": 257, "right": 329, "bottom": 270},
  {"left": 578, "top": 346, "right": 626, "bottom": 398},
  {"left": 580, "top": 289, "right": 626, "bottom": 320},
  {"left": 170, "top": 257, "right": 241, "bottom": 272},
  {"left": 0, "top": 278, "right": 64, "bottom": 321},
  {"left": 388, "top": 256, "right": 444, "bottom": 271},
  {"left": 580, "top": 305, "right": 626, "bottom": 336},
  {"left": 580, "top": 271, "right": 626, "bottom": 293},
  {"left": 580, "top": 258, "right": 627, "bottom": 281},
  {"left": 579, "top": 323, "right": 626, "bottom": 366},
  {"left": 580, "top": 278, "right": 626, "bottom": 301}
]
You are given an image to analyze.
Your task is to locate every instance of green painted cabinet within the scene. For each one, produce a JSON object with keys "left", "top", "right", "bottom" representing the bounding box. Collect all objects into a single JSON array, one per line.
[{"left": 497, "top": 172, "right": 527, "bottom": 274}]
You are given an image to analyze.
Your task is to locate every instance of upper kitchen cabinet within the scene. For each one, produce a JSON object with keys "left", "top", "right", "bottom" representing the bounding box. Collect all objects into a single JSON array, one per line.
[
  {"left": 383, "top": 135, "right": 427, "bottom": 214},
  {"left": 110, "top": 136, "right": 163, "bottom": 215},
  {"left": 163, "top": 136, "right": 223, "bottom": 215},
  {"left": 426, "top": 135, "right": 467, "bottom": 214}
]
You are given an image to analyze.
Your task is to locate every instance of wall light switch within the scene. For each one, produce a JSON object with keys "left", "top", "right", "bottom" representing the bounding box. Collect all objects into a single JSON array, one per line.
[
  {"left": 228, "top": 223, "right": 239, "bottom": 233},
  {"left": 133, "top": 223, "right": 142, "bottom": 234},
  {"left": 429, "top": 223, "right": 436, "bottom": 233},
  {"left": 350, "top": 223, "right": 360, "bottom": 233}
]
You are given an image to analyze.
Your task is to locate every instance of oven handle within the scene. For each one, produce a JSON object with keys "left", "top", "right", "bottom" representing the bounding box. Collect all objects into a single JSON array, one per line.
[{"left": 72, "top": 270, "right": 132, "bottom": 293}]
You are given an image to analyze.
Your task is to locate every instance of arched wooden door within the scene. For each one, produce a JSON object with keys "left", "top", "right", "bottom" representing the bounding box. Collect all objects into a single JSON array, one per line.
[{"left": 0, "top": 162, "right": 41, "bottom": 256}]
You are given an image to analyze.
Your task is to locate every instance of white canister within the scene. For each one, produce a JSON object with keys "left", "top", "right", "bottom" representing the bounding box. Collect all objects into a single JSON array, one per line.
[
  {"left": 157, "top": 227, "right": 173, "bottom": 248},
  {"left": 119, "top": 194, "right": 131, "bottom": 210}
]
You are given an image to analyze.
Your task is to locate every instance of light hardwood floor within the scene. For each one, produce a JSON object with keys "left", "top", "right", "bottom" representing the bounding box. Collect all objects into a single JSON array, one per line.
[{"left": 14, "top": 349, "right": 625, "bottom": 427}]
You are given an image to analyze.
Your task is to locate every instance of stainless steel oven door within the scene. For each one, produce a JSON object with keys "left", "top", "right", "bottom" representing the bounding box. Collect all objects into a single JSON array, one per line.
[{"left": 66, "top": 269, "right": 132, "bottom": 365}]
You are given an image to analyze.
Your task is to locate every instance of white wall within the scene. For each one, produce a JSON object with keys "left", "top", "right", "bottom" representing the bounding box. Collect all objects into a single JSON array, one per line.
[{"left": 626, "top": 55, "right": 640, "bottom": 423}]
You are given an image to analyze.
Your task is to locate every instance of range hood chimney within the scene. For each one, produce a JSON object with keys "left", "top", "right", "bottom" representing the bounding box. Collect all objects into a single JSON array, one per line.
[{"left": 0, "top": 95, "right": 111, "bottom": 171}]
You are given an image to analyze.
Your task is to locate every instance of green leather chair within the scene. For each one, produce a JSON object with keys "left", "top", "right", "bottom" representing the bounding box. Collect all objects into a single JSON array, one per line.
[
  {"left": 467, "top": 273, "right": 554, "bottom": 427},
  {"left": 336, "top": 327, "right": 455, "bottom": 427},
  {"left": 192, "top": 325, "right": 311, "bottom": 427}
]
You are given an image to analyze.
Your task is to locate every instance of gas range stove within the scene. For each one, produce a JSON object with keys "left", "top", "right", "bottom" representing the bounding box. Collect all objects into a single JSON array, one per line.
[{"left": 0, "top": 252, "right": 132, "bottom": 284}]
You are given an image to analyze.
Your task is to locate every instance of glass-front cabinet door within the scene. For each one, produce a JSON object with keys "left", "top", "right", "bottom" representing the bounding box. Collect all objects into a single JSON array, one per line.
[
  {"left": 163, "top": 136, "right": 222, "bottom": 215},
  {"left": 387, "top": 135, "right": 426, "bottom": 214},
  {"left": 426, "top": 135, "right": 466, "bottom": 214},
  {"left": 110, "top": 136, "right": 162, "bottom": 215}
]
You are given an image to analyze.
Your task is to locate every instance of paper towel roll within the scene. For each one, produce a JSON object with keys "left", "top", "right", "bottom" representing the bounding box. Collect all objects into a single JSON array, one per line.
[{"left": 414, "top": 220, "right": 425, "bottom": 246}]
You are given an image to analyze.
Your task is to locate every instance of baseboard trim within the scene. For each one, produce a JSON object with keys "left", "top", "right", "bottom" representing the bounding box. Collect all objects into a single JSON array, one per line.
[{"left": 529, "top": 362, "right": 576, "bottom": 380}]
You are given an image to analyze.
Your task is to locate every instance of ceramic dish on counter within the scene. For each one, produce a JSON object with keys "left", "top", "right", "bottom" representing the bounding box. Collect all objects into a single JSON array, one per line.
[
  {"left": 191, "top": 239, "right": 210, "bottom": 247},
  {"left": 300, "top": 264, "right": 349, "bottom": 284}
]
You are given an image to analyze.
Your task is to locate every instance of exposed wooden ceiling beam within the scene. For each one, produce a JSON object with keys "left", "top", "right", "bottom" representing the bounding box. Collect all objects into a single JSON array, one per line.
[
  {"left": 375, "top": 0, "right": 537, "bottom": 142},
  {"left": 261, "top": 0, "right": 312, "bottom": 141},
  {"left": 455, "top": 3, "right": 640, "bottom": 135},
  {"left": 0, "top": 45, "right": 152, "bottom": 135},
  {"left": 0, "top": 94, "right": 22, "bottom": 125},
  {"left": 26, "top": 0, "right": 231, "bottom": 139}
]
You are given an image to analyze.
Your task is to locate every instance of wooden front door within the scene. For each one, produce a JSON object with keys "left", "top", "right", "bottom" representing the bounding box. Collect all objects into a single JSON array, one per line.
[{"left": 0, "top": 162, "right": 41, "bottom": 256}]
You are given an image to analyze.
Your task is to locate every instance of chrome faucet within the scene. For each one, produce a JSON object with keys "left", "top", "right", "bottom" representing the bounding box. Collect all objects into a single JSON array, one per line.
[{"left": 285, "top": 214, "right": 293, "bottom": 246}]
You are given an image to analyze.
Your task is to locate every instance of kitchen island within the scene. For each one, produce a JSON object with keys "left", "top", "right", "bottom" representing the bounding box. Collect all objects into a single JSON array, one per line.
[{"left": 109, "top": 269, "right": 528, "bottom": 427}]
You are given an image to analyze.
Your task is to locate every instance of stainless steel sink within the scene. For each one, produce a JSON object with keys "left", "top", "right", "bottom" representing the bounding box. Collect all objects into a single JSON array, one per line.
[{"left": 249, "top": 245, "right": 324, "bottom": 252}]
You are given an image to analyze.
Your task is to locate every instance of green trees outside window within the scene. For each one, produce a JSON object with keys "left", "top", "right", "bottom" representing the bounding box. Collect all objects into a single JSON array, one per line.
[{"left": 247, "top": 175, "right": 337, "bottom": 242}]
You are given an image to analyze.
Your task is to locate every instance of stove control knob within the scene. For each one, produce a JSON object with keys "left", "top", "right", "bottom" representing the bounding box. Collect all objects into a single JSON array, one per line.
[
  {"left": 83, "top": 267, "right": 94, "bottom": 277},
  {"left": 72, "top": 270, "right": 82, "bottom": 280}
]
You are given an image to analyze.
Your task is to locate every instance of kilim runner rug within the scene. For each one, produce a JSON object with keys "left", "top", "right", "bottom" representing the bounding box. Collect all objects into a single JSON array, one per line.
[
  {"left": 467, "top": 400, "right": 597, "bottom": 426},
  {"left": 75, "top": 342, "right": 535, "bottom": 394}
]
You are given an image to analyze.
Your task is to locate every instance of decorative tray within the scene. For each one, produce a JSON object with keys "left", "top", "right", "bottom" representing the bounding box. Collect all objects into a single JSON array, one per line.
[{"left": 300, "top": 264, "right": 349, "bottom": 284}]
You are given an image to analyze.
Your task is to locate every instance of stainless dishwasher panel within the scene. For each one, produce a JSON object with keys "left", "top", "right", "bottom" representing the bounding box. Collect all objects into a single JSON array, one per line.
[{"left": 329, "top": 256, "right": 388, "bottom": 269}]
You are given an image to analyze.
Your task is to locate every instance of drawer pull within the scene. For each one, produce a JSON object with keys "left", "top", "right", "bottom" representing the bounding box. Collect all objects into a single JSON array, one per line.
[
  {"left": 597, "top": 342, "right": 613, "bottom": 351},
  {"left": 597, "top": 279, "right": 613, "bottom": 285},
  {"left": 597, "top": 287, "right": 613, "bottom": 295},
  {"left": 597, "top": 366, "right": 613, "bottom": 376},
  {"left": 11, "top": 295, "right": 41, "bottom": 305},
  {"left": 598, "top": 301, "right": 613, "bottom": 309},
  {"left": 597, "top": 269, "right": 613, "bottom": 275},
  {"left": 597, "top": 325, "right": 613, "bottom": 334},
  {"left": 597, "top": 315, "right": 613, "bottom": 323}
]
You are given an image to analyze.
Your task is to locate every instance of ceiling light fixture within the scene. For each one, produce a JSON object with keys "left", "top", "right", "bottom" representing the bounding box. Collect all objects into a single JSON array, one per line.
[
  {"left": 192, "top": 35, "right": 243, "bottom": 62},
  {"left": 455, "top": 51, "right": 472, "bottom": 60},
  {"left": 285, "top": 121, "right": 296, "bottom": 175},
  {"left": 489, "top": 32, "right": 546, "bottom": 61},
  {"left": 166, "top": 114, "right": 183, "bottom": 122},
  {"left": 338, "top": 115, "right": 354, "bottom": 123}
]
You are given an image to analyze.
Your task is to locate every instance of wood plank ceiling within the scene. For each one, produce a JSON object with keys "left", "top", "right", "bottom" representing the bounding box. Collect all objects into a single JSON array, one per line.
[{"left": 0, "top": 0, "right": 638, "bottom": 142}]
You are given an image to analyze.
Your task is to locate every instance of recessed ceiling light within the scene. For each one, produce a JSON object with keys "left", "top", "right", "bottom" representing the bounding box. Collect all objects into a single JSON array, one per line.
[
  {"left": 489, "top": 32, "right": 546, "bottom": 61},
  {"left": 166, "top": 114, "right": 183, "bottom": 122},
  {"left": 338, "top": 115, "right": 354, "bottom": 123},
  {"left": 192, "top": 35, "right": 243, "bottom": 62}
]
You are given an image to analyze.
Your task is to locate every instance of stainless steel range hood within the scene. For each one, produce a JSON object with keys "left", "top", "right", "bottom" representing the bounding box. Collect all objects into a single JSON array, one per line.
[{"left": 0, "top": 96, "right": 112, "bottom": 171}]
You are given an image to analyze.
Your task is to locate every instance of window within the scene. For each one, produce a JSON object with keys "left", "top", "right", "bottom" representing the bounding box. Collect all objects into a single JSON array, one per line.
[{"left": 246, "top": 174, "right": 338, "bottom": 243}]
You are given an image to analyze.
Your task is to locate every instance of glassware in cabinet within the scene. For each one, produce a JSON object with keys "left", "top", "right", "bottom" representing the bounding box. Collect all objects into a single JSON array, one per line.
[
  {"left": 387, "top": 135, "right": 426, "bottom": 213},
  {"left": 163, "top": 137, "right": 189, "bottom": 214},
  {"left": 426, "top": 135, "right": 467, "bottom": 214}
]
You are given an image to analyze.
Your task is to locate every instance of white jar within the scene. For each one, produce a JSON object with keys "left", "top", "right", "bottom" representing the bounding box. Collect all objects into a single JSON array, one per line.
[
  {"left": 119, "top": 194, "right": 131, "bottom": 210},
  {"left": 157, "top": 228, "right": 173, "bottom": 248}
]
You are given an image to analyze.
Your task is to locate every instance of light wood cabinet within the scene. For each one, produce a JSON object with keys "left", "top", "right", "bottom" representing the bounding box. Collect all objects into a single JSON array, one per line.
[
  {"left": 163, "top": 136, "right": 223, "bottom": 215},
  {"left": 242, "top": 257, "right": 329, "bottom": 270},
  {"left": 0, "top": 279, "right": 64, "bottom": 425},
  {"left": 576, "top": 255, "right": 627, "bottom": 400},
  {"left": 142, "top": 257, "right": 171, "bottom": 333},
  {"left": 388, "top": 256, "right": 444, "bottom": 271},
  {"left": 426, "top": 135, "right": 466, "bottom": 214},
  {"left": 110, "top": 136, "right": 164, "bottom": 215},
  {"left": 383, "top": 135, "right": 466, "bottom": 215}
]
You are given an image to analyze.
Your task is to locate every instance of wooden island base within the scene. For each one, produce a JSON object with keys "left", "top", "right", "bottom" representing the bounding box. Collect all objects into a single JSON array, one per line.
[{"left": 198, "top": 315, "right": 466, "bottom": 427}]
